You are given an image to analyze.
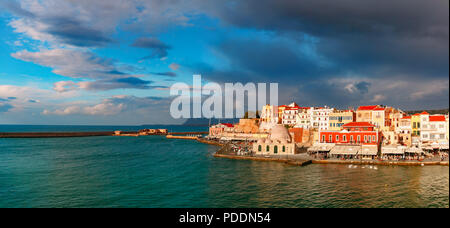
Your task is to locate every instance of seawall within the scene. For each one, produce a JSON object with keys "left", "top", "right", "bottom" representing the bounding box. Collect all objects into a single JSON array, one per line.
[
  {"left": 213, "top": 153, "right": 312, "bottom": 166},
  {"left": 0, "top": 132, "right": 115, "bottom": 138},
  {"left": 312, "top": 159, "right": 449, "bottom": 166}
]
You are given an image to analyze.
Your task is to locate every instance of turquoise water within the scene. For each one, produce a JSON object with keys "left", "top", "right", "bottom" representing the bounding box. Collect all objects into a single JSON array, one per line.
[{"left": 0, "top": 126, "right": 448, "bottom": 208}]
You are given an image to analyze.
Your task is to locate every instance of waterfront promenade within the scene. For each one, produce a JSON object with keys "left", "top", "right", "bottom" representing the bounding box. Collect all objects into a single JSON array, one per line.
[{"left": 212, "top": 151, "right": 449, "bottom": 166}]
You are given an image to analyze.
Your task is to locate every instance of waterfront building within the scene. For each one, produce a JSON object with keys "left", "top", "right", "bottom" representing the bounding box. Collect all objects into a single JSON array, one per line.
[
  {"left": 277, "top": 105, "right": 288, "bottom": 124},
  {"left": 260, "top": 104, "right": 278, "bottom": 124},
  {"left": 320, "top": 122, "right": 380, "bottom": 160},
  {"left": 209, "top": 123, "right": 234, "bottom": 138},
  {"left": 310, "top": 107, "right": 334, "bottom": 130},
  {"left": 280, "top": 102, "right": 301, "bottom": 125},
  {"left": 411, "top": 111, "right": 428, "bottom": 136},
  {"left": 356, "top": 105, "right": 380, "bottom": 123},
  {"left": 328, "top": 110, "right": 355, "bottom": 131},
  {"left": 420, "top": 115, "right": 448, "bottom": 148},
  {"left": 397, "top": 116, "right": 412, "bottom": 146},
  {"left": 294, "top": 108, "right": 311, "bottom": 129},
  {"left": 371, "top": 107, "right": 396, "bottom": 131},
  {"left": 319, "top": 122, "right": 379, "bottom": 146},
  {"left": 253, "top": 124, "right": 296, "bottom": 155},
  {"left": 388, "top": 108, "right": 405, "bottom": 132},
  {"left": 282, "top": 105, "right": 300, "bottom": 125}
]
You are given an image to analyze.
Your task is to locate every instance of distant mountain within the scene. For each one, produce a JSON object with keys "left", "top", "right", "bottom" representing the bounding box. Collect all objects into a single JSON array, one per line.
[
  {"left": 182, "top": 118, "right": 240, "bottom": 126},
  {"left": 405, "top": 108, "right": 449, "bottom": 115}
]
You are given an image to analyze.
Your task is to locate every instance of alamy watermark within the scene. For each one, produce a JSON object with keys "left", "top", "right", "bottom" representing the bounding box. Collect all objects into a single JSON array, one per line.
[{"left": 170, "top": 75, "right": 279, "bottom": 119}]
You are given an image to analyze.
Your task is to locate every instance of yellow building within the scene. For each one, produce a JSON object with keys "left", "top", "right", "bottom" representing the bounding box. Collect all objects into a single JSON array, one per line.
[
  {"left": 371, "top": 107, "right": 387, "bottom": 130},
  {"left": 328, "top": 110, "right": 355, "bottom": 131},
  {"left": 356, "top": 105, "right": 380, "bottom": 122},
  {"left": 411, "top": 111, "right": 428, "bottom": 136}
]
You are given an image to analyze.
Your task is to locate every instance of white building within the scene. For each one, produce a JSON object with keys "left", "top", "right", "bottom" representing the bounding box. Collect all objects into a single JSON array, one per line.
[
  {"left": 310, "top": 107, "right": 334, "bottom": 131},
  {"left": 294, "top": 108, "right": 311, "bottom": 129},
  {"left": 421, "top": 114, "right": 448, "bottom": 147},
  {"left": 253, "top": 125, "right": 296, "bottom": 155},
  {"left": 281, "top": 102, "right": 300, "bottom": 126}
]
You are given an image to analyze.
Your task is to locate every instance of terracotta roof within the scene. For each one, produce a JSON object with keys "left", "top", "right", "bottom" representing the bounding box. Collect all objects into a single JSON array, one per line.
[
  {"left": 343, "top": 122, "right": 375, "bottom": 127},
  {"left": 220, "top": 123, "right": 234, "bottom": 127},
  {"left": 357, "top": 105, "right": 378, "bottom": 111},
  {"left": 413, "top": 111, "right": 429, "bottom": 116},
  {"left": 373, "top": 107, "right": 386, "bottom": 111},
  {"left": 429, "top": 116, "right": 446, "bottom": 122},
  {"left": 401, "top": 116, "right": 411, "bottom": 119}
]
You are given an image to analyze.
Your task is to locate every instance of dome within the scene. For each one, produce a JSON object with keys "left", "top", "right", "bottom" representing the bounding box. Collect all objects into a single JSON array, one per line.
[{"left": 269, "top": 125, "right": 291, "bottom": 143}]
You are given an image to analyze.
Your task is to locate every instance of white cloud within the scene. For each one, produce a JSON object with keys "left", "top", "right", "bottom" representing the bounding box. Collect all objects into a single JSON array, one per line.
[
  {"left": 11, "top": 49, "right": 125, "bottom": 79},
  {"left": 370, "top": 94, "right": 386, "bottom": 103}
]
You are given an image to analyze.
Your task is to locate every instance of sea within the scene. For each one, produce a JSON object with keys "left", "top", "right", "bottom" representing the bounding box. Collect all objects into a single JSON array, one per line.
[{"left": 0, "top": 125, "right": 448, "bottom": 208}]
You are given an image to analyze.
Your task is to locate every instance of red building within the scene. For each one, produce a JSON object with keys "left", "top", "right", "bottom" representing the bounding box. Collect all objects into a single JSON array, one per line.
[{"left": 319, "top": 122, "right": 380, "bottom": 145}]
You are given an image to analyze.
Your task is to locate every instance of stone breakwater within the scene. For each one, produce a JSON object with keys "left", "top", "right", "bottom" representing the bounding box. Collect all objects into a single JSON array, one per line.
[
  {"left": 0, "top": 131, "right": 208, "bottom": 138},
  {"left": 0, "top": 132, "right": 115, "bottom": 138}
]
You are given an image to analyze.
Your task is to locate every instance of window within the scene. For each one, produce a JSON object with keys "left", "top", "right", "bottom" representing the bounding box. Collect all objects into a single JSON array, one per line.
[
  {"left": 282, "top": 146, "right": 285, "bottom": 152},
  {"left": 258, "top": 145, "right": 262, "bottom": 152},
  {"left": 329, "top": 135, "right": 333, "bottom": 142},
  {"left": 350, "top": 135, "right": 354, "bottom": 142},
  {"left": 364, "top": 136, "right": 367, "bottom": 142},
  {"left": 372, "top": 136, "right": 376, "bottom": 142},
  {"left": 266, "top": 145, "right": 270, "bottom": 152},
  {"left": 343, "top": 135, "right": 347, "bottom": 141},
  {"left": 357, "top": 135, "right": 361, "bottom": 142},
  {"left": 274, "top": 146, "right": 278, "bottom": 154},
  {"left": 336, "top": 135, "right": 339, "bottom": 141}
]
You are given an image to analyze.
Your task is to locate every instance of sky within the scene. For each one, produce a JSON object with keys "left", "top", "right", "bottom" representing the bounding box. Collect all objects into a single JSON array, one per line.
[{"left": 0, "top": 0, "right": 448, "bottom": 125}]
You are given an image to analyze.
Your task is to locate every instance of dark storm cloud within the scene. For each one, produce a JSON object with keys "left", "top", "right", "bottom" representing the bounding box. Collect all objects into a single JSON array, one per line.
[
  {"left": 193, "top": 37, "right": 334, "bottom": 84},
  {"left": 43, "top": 17, "right": 113, "bottom": 47},
  {"left": 131, "top": 37, "right": 171, "bottom": 59},
  {"left": 190, "top": 0, "right": 448, "bottom": 109},
  {"left": 1, "top": 0, "right": 35, "bottom": 18},
  {"left": 203, "top": 0, "right": 448, "bottom": 79},
  {"left": 2, "top": 1, "right": 113, "bottom": 47},
  {"left": 152, "top": 72, "right": 177, "bottom": 77},
  {"left": 354, "top": 81, "right": 371, "bottom": 94},
  {"left": 80, "top": 77, "right": 167, "bottom": 91}
]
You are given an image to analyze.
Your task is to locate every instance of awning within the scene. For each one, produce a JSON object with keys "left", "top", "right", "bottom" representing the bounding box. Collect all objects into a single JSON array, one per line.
[
  {"left": 405, "top": 147, "right": 424, "bottom": 154},
  {"left": 382, "top": 145, "right": 405, "bottom": 155},
  {"left": 330, "top": 145, "right": 360, "bottom": 155},
  {"left": 308, "top": 144, "right": 334, "bottom": 152},
  {"left": 360, "top": 145, "right": 378, "bottom": 156}
]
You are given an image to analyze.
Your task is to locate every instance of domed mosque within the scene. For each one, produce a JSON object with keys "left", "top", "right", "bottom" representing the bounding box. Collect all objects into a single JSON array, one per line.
[{"left": 253, "top": 124, "right": 296, "bottom": 155}]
